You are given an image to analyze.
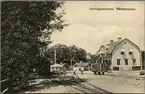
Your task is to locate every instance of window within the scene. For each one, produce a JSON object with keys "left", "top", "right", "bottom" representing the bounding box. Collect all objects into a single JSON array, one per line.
[
  {"left": 106, "top": 54, "right": 110, "bottom": 56},
  {"left": 132, "top": 66, "right": 140, "bottom": 70},
  {"left": 113, "top": 67, "right": 119, "bottom": 71},
  {"left": 101, "top": 54, "right": 105, "bottom": 57},
  {"left": 132, "top": 59, "right": 136, "bottom": 64},
  {"left": 109, "top": 60, "right": 111, "bottom": 65},
  {"left": 129, "top": 49, "right": 133, "bottom": 54},
  {"left": 120, "top": 49, "right": 125, "bottom": 54},
  {"left": 121, "top": 52, "right": 125, "bottom": 54},
  {"left": 117, "top": 59, "right": 120, "bottom": 65},
  {"left": 125, "top": 59, "right": 128, "bottom": 65},
  {"left": 129, "top": 52, "right": 133, "bottom": 54}
]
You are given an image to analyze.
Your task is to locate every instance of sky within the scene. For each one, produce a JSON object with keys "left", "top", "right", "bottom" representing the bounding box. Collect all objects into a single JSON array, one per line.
[{"left": 50, "top": 1, "right": 144, "bottom": 54}]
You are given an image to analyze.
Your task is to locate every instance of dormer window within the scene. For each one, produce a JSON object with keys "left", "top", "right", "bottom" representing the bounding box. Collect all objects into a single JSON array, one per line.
[
  {"left": 120, "top": 48, "right": 125, "bottom": 54},
  {"left": 129, "top": 52, "right": 133, "bottom": 54},
  {"left": 129, "top": 49, "right": 133, "bottom": 55},
  {"left": 121, "top": 52, "right": 125, "bottom": 54}
]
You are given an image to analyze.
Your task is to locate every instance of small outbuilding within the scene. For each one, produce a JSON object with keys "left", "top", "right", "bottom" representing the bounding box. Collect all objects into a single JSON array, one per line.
[{"left": 50, "top": 64, "right": 65, "bottom": 74}]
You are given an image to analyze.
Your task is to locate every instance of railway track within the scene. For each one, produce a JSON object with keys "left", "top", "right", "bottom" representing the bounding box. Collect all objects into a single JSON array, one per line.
[{"left": 53, "top": 75, "right": 112, "bottom": 93}]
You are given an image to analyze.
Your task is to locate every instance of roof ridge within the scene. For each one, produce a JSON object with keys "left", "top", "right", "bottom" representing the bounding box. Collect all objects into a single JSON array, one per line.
[
  {"left": 96, "top": 38, "right": 126, "bottom": 55},
  {"left": 105, "top": 38, "right": 125, "bottom": 54},
  {"left": 106, "top": 39, "right": 123, "bottom": 45}
]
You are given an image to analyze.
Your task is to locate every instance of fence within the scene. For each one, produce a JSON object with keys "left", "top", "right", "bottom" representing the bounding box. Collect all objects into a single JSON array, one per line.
[
  {"left": 1, "top": 78, "right": 9, "bottom": 93},
  {"left": 113, "top": 67, "right": 119, "bottom": 71},
  {"left": 132, "top": 66, "right": 141, "bottom": 70}
]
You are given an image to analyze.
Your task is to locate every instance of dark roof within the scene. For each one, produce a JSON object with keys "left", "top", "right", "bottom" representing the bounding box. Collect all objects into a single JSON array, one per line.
[
  {"left": 95, "top": 38, "right": 140, "bottom": 56},
  {"left": 105, "top": 40, "right": 122, "bottom": 54},
  {"left": 95, "top": 45, "right": 106, "bottom": 56},
  {"left": 95, "top": 38, "right": 140, "bottom": 57}
]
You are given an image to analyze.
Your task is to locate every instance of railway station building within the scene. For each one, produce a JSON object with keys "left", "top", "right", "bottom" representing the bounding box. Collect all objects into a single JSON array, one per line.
[{"left": 94, "top": 37, "right": 142, "bottom": 71}]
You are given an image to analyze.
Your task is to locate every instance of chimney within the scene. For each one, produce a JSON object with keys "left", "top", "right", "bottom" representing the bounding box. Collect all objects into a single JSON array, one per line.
[
  {"left": 110, "top": 40, "right": 114, "bottom": 44},
  {"left": 118, "top": 37, "right": 122, "bottom": 41}
]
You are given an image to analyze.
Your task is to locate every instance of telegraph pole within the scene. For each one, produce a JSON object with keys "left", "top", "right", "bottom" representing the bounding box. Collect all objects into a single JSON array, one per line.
[{"left": 54, "top": 49, "right": 56, "bottom": 64}]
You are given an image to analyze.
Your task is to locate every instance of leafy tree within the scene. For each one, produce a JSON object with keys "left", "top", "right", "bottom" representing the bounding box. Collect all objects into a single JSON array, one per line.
[
  {"left": 1, "top": 1, "right": 67, "bottom": 92},
  {"left": 45, "top": 44, "right": 87, "bottom": 67},
  {"left": 69, "top": 45, "right": 87, "bottom": 63},
  {"left": 45, "top": 44, "right": 70, "bottom": 65}
]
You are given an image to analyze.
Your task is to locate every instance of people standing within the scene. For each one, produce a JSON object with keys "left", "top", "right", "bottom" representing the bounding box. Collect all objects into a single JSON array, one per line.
[
  {"left": 73, "top": 65, "right": 77, "bottom": 76},
  {"left": 80, "top": 65, "right": 84, "bottom": 75}
]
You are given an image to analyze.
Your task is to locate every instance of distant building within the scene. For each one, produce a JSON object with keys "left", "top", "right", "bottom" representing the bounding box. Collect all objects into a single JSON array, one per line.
[{"left": 94, "top": 37, "right": 141, "bottom": 71}]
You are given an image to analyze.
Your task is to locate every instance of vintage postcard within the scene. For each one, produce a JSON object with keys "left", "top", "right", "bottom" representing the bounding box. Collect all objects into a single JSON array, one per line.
[{"left": 1, "top": 1, "right": 145, "bottom": 93}]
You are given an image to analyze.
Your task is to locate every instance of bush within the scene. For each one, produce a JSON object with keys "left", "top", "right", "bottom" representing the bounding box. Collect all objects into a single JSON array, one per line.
[{"left": 140, "top": 70, "right": 145, "bottom": 75}]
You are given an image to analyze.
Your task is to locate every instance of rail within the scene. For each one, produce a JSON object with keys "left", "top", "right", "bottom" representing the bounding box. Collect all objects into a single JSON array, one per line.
[
  {"left": 73, "top": 76, "right": 112, "bottom": 93},
  {"left": 1, "top": 78, "right": 9, "bottom": 93},
  {"left": 54, "top": 73, "right": 112, "bottom": 93}
]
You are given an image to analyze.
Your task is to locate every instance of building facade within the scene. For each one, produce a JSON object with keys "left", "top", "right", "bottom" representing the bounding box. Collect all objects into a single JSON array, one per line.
[{"left": 95, "top": 37, "right": 141, "bottom": 71}]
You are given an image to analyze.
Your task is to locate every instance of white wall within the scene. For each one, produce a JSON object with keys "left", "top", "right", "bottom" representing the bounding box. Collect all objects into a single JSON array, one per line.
[{"left": 111, "top": 40, "right": 140, "bottom": 71}]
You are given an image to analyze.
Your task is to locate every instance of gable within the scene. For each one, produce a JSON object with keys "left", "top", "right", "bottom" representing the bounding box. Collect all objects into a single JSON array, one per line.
[
  {"left": 95, "top": 38, "right": 140, "bottom": 56},
  {"left": 112, "top": 38, "right": 141, "bottom": 54},
  {"left": 95, "top": 45, "right": 106, "bottom": 56}
]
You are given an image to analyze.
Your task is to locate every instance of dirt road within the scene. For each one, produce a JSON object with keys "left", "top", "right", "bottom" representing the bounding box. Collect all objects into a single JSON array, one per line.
[{"left": 24, "top": 71, "right": 144, "bottom": 93}]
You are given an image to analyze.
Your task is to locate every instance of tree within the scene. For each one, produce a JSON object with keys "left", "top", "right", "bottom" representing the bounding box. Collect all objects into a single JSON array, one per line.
[
  {"left": 69, "top": 45, "right": 87, "bottom": 63},
  {"left": 1, "top": 1, "right": 67, "bottom": 92},
  {"left": 45, "top": 44, "right": 87, "bottom": 67},
  {"left": 45, "top": 44, "right": 70, "bottom": 65}
]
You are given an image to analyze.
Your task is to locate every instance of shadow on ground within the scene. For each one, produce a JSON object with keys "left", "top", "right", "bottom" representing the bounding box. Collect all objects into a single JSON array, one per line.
[{"left": 20, "top": 73, "right": 88, "bottom": 93}]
